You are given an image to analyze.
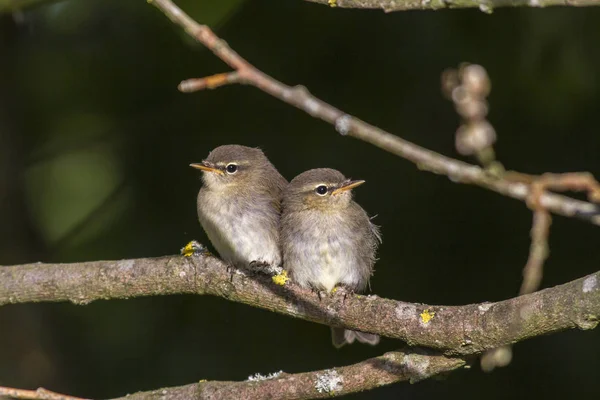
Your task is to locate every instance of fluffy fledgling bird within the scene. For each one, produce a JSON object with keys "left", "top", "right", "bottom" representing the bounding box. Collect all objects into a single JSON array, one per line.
[
  {"left": 281, "top": 168, "right": 381, "bottom": 348},
  {"left": 191, "top": 145, "right": 287, "bottom": 270}
]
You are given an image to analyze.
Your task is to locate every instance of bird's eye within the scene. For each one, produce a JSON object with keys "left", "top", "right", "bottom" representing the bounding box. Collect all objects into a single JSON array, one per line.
[
  {"left": 315, "top": 185, "right": 328, "bottom": 196},
  {"left": 226, "top": 164, "right": 238, "bottom": 174}
]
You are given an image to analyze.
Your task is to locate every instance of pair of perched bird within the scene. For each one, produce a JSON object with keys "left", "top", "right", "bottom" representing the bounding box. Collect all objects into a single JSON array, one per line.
[{"left": 191, "top": 144, "right": 381, "bottom": 348}]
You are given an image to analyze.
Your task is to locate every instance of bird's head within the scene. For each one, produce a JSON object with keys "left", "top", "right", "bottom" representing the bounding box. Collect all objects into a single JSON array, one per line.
[
  {"left": 191, "top": 145, "right": 271, "bottom": 191},
  {"left": 284, "top": 168, "right": 365, "bottom": 212}
]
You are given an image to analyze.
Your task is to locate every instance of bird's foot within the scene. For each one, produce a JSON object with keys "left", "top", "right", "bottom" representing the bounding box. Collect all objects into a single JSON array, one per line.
[
  {"left": 332, "top": 285, "right": 355, "bottom": 303},
  {"left": 248, "top": 260, "right": 283, "bottom": 276},
  {"left": 225, "top": 264, "right": 238, "bottom": 282}
]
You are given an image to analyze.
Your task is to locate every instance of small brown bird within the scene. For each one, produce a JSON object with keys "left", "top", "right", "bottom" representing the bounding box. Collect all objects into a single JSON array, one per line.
[
  {"left": 281, "top": 168, "right": 381, "bottom": 348},
  {"left": 191, "top": 145, "right": 287, "bottom": 270}
]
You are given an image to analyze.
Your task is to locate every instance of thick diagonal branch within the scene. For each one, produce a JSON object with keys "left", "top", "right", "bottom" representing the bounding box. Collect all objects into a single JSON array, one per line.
[
  {"left": 149, "top": 0, "right": 600, "bottom": 227},
  {"left": 1, "top": 255, "right": 598, "bottom": 356}
]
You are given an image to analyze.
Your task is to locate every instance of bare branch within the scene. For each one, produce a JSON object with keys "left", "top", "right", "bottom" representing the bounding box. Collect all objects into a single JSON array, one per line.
[
  {"left": 1, "top": 254, "right": 599, "bottom": 356},
  {"left": 3, "top": 0, "right": 600, "bottom": 15},
  {"left": 111, "top": 349, "right": 465, "bottom": 400},
  {"left": 2, "top": 350, "right": 465, "bottom": 400},
  {"left": 148, "top": 0, "right": 600, "bottom": 227},
  {"left": 303, "top": 0, "right": 600, "bottom": 12}
]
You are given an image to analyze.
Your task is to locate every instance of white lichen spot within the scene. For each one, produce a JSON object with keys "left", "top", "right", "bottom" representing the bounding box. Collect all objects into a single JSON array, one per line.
[
  {"left": 334, "top": 115, "right": 352, "bottom": 136},
  {"left": 315, "top": 369, "right": 343, "bottom": 394},
  {"left": 247, "top": 370, "right": 283, "bottom": 381},
  {"left": 179, "top": 270, "right": 187, "bottom": 278},
  {"left": 583, "top": 275, "right": 598, "bottom": 293},
  {"left": 478, "top": 302, "right": 492, "bottom": 313},
  {"left": 395, "top": 303, "right": 417, "bottom": 321},
  {"left": 529, "top": 0, "right": 541, "bottom": 6},
  {"left": 119, "top": 259, "right": 134, "bottom": 271}
]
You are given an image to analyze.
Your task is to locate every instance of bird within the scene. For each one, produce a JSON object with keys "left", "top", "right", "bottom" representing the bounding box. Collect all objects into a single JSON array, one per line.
[
  {"left": 280, "top": 168, "right": 381, "bottom": 348},
  {"left": 191, "top": 145, "right": 288, "bottom": 271}
]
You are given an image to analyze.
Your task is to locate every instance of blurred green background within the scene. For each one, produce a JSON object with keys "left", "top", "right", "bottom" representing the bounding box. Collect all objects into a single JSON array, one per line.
[{"left": 1, "top": 0, "right": 599, "bottom": 398}]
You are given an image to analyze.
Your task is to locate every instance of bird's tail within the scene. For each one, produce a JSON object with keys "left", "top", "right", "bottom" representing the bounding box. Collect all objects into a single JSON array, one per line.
[{"left": 331, "top": 327, "right": 380, "bottom": 348}]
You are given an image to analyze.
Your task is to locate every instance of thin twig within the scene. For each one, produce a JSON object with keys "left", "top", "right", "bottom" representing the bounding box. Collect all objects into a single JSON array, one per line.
[
  {"left": 521, "top": 172, "right": 600, "bottom": 295},
  {"left": 0, "top": 386, "right": 89, "bottom": 400},
  {"left": 520, "top": 210, "right": 552, "bottom": 294},
  {"left": 148, "top": 0, "right": 600, "bottom": 227},
  {"left": 178, "top": 72, "right": 241, "bottom": 92}
]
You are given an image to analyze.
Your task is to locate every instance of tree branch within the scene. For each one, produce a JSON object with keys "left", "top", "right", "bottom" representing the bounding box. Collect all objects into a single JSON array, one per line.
[
  {"left": 0, "top": 348, "right": 466, "bottom": 400},
  {"left": 112, "top": 349, "right": 465, "bottom": 400},
  {"left": 3, "top": 0, "right": 600, "bottom": 15},
  {"left": 303, "top": 0, "right": 600, "bottom": 12},
  {"left": 0, "top": 386, "right": 88, "bottom": 400},
  {"left": 1, "top": 254, "right": 598, "bottom": 356},
  {"left": 149, "top": 0, "right": 600, "bottom": 227}
]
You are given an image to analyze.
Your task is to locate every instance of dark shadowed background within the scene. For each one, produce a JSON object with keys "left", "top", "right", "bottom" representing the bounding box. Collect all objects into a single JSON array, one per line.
[{"left": 1, "top": 0, "right": 599, "bottom": 398}]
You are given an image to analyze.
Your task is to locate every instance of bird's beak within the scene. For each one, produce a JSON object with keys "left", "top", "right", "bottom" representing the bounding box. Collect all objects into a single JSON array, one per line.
[
  {"left": 189, "top": 161, "right": 224, "bottom": 175},
  {"left": 331, "top": 180, "right": 365, "bottom": 196}
]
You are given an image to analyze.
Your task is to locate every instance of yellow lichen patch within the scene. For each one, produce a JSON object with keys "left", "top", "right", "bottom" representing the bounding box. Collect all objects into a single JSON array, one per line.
[
  {"left": 420, "top": 308, "right": 435, "bottom": 324},
  {"left": 180, "top": 240, "right": 206, "bottom": 257},
  {"left": 198, "top": 379, "right": 207, "bottom": 383},
  {"left": 272, "top": 270, "right": 290, "bottom": 286},
  {"left": 331, "top": 287, "right": 338, "bottom": 294},
  {"left": 328, "top": 0, "right": 337, "bottom": 7}
]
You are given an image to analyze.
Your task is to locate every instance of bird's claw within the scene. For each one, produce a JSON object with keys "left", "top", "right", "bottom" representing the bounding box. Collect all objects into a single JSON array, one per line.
[
  {"left": 313, "top": 289, "right": 328, "bottom": 301},
  {"left": 226, "top": 264, "right": 236, "bottom": 282},
  {"left": 333, "top": 286, "right": 354, "bottom": 303},
  {"left": 249, "top": 260, "right": 270, "bottom": 274}
]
